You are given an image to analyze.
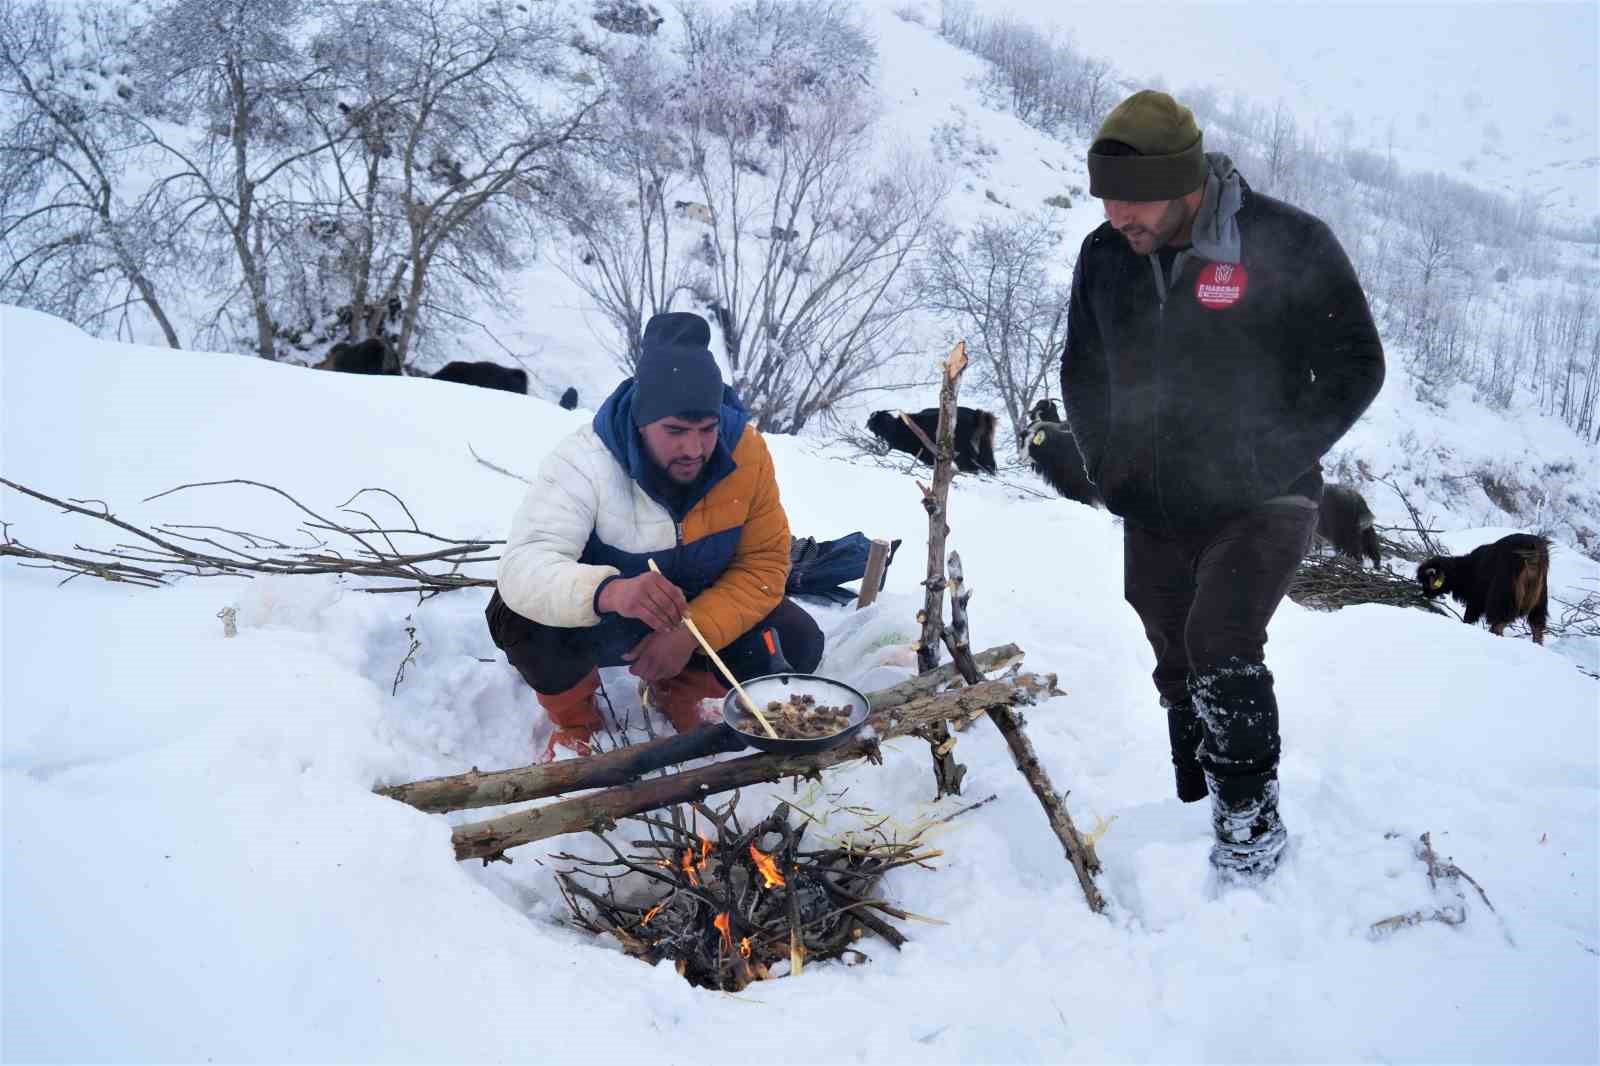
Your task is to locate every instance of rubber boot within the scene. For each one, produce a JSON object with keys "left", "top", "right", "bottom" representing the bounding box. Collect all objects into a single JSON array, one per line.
[
  {"left": 1165, "top": 699, "right": 1209, "bottom": 803},
  {"left": 642, "top": 667, "right": 729, "bottom": 734},
  {"left": 535, "top": 668, "right": 603, "bottom": 763},
  {"left": 1192, "top": 660, "right": 1287, "bottom": 882}
]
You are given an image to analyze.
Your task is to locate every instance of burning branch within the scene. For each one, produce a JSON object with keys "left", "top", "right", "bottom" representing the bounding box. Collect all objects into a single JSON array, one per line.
[{"left": 556, "top": 799, "right": 930, "bottom": 991}]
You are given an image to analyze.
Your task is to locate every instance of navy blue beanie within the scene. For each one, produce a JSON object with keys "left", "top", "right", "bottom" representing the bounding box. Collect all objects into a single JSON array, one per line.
[{"left": 632, "top": 312, "right": 723, "bottom": 427}]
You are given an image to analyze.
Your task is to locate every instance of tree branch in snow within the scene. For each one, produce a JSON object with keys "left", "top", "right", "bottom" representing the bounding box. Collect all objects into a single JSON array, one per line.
[
  {"left": 1369, "top": 830, "right": 1501, "bottom": 940},
  {"left": 0, "top": 477, "right": 497, "bottom": 597},
  {"left": 1378, "top": 474, "right": 1447, "bottom": 560}
]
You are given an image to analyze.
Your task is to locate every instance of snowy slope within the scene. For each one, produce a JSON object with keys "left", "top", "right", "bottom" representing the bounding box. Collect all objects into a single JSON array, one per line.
[
  {"left": 489, "top": 3, "right": 1600, "bottom": 558},
  {"left": 3, "top": 305, "right": 1597, "bottom": 1063},
  {"left": 994, "top": 0, "right": 1600, "bottom": 227}
]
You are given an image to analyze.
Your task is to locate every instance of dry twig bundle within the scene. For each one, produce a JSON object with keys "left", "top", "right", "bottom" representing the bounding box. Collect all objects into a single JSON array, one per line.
[{"left": 1288, "top": 551, "right": 1447, "bottom": 614}]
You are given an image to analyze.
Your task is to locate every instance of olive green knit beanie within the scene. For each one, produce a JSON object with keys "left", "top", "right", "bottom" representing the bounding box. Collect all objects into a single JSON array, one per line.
[{"left": 1087, "top": 90, "right": 1207, "bottom": 201}]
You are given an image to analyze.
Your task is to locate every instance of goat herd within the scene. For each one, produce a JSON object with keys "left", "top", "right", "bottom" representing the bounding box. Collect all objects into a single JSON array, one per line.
[
  {"left": 865, "top": 399, "right": 1553, "bottom": 646},
  {"left": 316, "top": 346, "right": 1553, "bottom": 647},
  {"left": 317, "top": 337, "right": 579, "bottom": 410}
]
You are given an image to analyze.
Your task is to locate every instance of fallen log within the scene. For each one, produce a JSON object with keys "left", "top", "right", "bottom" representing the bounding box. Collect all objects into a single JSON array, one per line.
[
  {"left": 376, "top": 644, "right": 1024, "bottom": 814},
  {"left": 451, "top": 670, "right": 1057, "bottom": 862}
]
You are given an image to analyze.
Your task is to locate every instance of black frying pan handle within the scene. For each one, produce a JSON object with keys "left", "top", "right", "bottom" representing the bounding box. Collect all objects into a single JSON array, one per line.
[{"left": 761, "top": 627, "right": 794, "bottom": 674}]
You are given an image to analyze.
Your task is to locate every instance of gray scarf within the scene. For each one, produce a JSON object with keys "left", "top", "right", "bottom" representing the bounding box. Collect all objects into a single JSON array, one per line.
[{"left": 1190, "top": 152, "right": 1243, "bottom": 263}]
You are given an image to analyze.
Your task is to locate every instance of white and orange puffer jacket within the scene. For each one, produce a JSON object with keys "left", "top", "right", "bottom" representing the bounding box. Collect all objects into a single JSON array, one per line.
[{"left": 496, "top": 379, "right": 791, "bottom": 650}]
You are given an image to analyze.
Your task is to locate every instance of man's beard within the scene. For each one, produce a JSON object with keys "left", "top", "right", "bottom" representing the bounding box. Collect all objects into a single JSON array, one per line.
[
  {"left": 665, "top": 458, "right": 705, "bottom": 483},
  {"left": 1119, "top": 199, "right": 1189, "bottom": 254}
]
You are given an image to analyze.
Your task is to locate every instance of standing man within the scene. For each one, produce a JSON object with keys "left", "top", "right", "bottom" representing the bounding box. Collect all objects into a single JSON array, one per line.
[
  {"left": 487, "top": 311, "right": 823, "bottom": 762},
  {"left": 1061, "top": 91, "right": 1384, "bottom": 882}
]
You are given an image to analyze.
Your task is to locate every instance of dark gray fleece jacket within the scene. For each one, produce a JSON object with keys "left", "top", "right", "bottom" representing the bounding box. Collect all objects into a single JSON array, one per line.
[{"left": 1062, "top": 155, "right": 1385, "bottom": 534}]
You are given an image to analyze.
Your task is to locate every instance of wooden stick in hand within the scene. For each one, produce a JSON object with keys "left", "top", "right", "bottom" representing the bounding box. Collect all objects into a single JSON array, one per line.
[{"left": 647, "top": 559, "right": 779, "bottom": 739}]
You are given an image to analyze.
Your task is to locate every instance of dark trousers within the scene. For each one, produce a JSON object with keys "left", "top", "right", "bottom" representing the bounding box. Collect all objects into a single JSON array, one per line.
[
  {"left": 1123, "top": 499, "right": 1317, "bottom": 782},
  {"left": 485, "top": 590, "right": 825, "bottom": 695}
]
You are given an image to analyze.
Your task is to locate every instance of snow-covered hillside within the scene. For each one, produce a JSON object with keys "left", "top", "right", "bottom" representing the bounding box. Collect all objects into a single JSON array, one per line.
[
  {"left": 3, "top": 305, "right": 1596, "bottom": 1062},
  {"left": 491, "top": 2, "right": 1600, "bottom": 557}
]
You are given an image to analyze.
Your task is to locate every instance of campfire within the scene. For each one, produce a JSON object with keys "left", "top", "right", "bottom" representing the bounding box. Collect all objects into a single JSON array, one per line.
[{"left": 554, "top": 798, "right": 941, "bottom": 991}]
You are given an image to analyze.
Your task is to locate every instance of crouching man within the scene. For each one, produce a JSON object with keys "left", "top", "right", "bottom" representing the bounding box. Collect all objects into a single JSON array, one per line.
[{"left": 486, "top": 312, "right": 823, "bottom": 761}]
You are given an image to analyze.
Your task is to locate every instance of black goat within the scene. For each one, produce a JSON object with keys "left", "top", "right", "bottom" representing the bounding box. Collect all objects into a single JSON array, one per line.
[
  {"left": 325, "top": 338, "right": 398, "bottom": 375},
  {"left": 1417, "top": 533, "right": 1550, "bottom": 644},
  {"left": 866, "top": 406, "right": 998, "bottom": 475},
  {"left": 431, "top": 361, "right": 527, "bottom": 394},
  {"left": 1024, "top": 398, "right": 1101, "bottom": 508},
  {"left": 1316, "top": 484, "right": 1381, "bottom": 567}
]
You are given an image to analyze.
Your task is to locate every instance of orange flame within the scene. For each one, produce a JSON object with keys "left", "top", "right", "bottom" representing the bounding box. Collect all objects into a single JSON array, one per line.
[
  {"left": 739, "top": 936, "right": 752, "bottom": 958},
  {"left": 749, "top": 845, "right": 786, "bottom": 888},
  {"left": 639, "top": 903, "right": 662, "bottom": 927},
  {"left": 713, "top": 911, "right": 733, "bottom": 952},
  {"left": 680, "top": 847, "right": 700, "bottom": 887},
  {"left": 699, "top": 834, "right": 712, "bottom": 867}
]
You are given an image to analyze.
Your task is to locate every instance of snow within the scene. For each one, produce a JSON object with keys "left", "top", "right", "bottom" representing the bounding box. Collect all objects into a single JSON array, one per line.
[
  {"left": 5, "top": 1, "right": 1600, "bottom": 1059},
  {"left": 4, "top": 302, "right": 1597, "bottom": 1063}
]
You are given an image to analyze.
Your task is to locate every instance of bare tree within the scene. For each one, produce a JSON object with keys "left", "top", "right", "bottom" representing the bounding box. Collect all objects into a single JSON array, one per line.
[
  {"left": 569, "top": 0, "right": 946, "bottom": 433},
  {"left": 0, "top": 0, "right": 182, "bottom": 345},
  {"left": 1258, "top": 99, "right": 1299, "bottom": 198},
  {"left": 921, "top": 212, "right": 1067, "bottom": 448},
  {"left": 550, "top": 42, "right": 697, "bottom": 370},
  {"left": 133, "top": 0, "right": 334, "bottom": 359},
  {"left": 301, "top": 0, "right": 602, "bottom": 367}
]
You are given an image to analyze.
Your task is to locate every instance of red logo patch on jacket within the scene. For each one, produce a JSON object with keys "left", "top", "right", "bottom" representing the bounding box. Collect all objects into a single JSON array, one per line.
[{"left": 1195, "top": 262, "right": 1248, "bottom": 309}]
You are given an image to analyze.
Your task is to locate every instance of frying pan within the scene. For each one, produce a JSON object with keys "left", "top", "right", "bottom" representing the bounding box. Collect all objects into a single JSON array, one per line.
[
  {"left": 722, "top": 671, "right": 872, "bottom": 755},
  {"left": 720, "top": 628, "right": 871, "bottom": 755}
]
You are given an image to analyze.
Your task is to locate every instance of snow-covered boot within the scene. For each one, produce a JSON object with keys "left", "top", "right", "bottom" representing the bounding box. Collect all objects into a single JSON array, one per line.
[
  {"left": 1165, "top": 699, "right": 1209, "bottom": 803},
  {"left": 1192, "top": 659, "right": 1286, "bottom": 882},
  {"left": 1207, "top": 768, "right": 1286, "bottom": 882}
]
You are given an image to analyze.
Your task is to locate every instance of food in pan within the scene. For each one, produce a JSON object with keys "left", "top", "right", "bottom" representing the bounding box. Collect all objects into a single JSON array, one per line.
[{"left": 733, "top": 691, "right": 854, "bottom": 739}]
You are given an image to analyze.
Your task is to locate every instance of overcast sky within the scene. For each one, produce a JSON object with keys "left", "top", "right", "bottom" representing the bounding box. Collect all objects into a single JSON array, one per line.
[{"left": 1008, "top": 1, "right": 1599, "bottom": 225}]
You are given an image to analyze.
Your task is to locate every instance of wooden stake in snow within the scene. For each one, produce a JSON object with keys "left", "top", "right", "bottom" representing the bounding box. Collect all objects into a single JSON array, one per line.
[
  {"left": 896, "top": 339, "right": 1105, "bottom": 913},
  {"left": 942, "top": 551, "right": 1105, "bottom": 913},
  {"left": 855, "top": 538, "right": 892, "bottom": 610},
  {"left": 912, "top": 341, "right": 971, "bottom": 800}
]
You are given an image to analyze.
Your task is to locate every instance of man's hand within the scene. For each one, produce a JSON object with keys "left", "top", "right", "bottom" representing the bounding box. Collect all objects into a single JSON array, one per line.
[
  {"left": 624, "top": 626, "right": 697, "bottom": 683},
  {"left": 598, "top": 572, "right": 688, "bottom": 631}
]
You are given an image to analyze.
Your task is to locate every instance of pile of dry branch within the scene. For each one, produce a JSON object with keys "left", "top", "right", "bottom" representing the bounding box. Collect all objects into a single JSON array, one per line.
[
  {"left": 1288, "top": 476, "right": 1451, "bottom": 615},
  {"left": 554, "top": 799, "right": 938, "bottom": 991},
  {"left": 1288, "top": 550, "right": 1446, "bottom": 614}
]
